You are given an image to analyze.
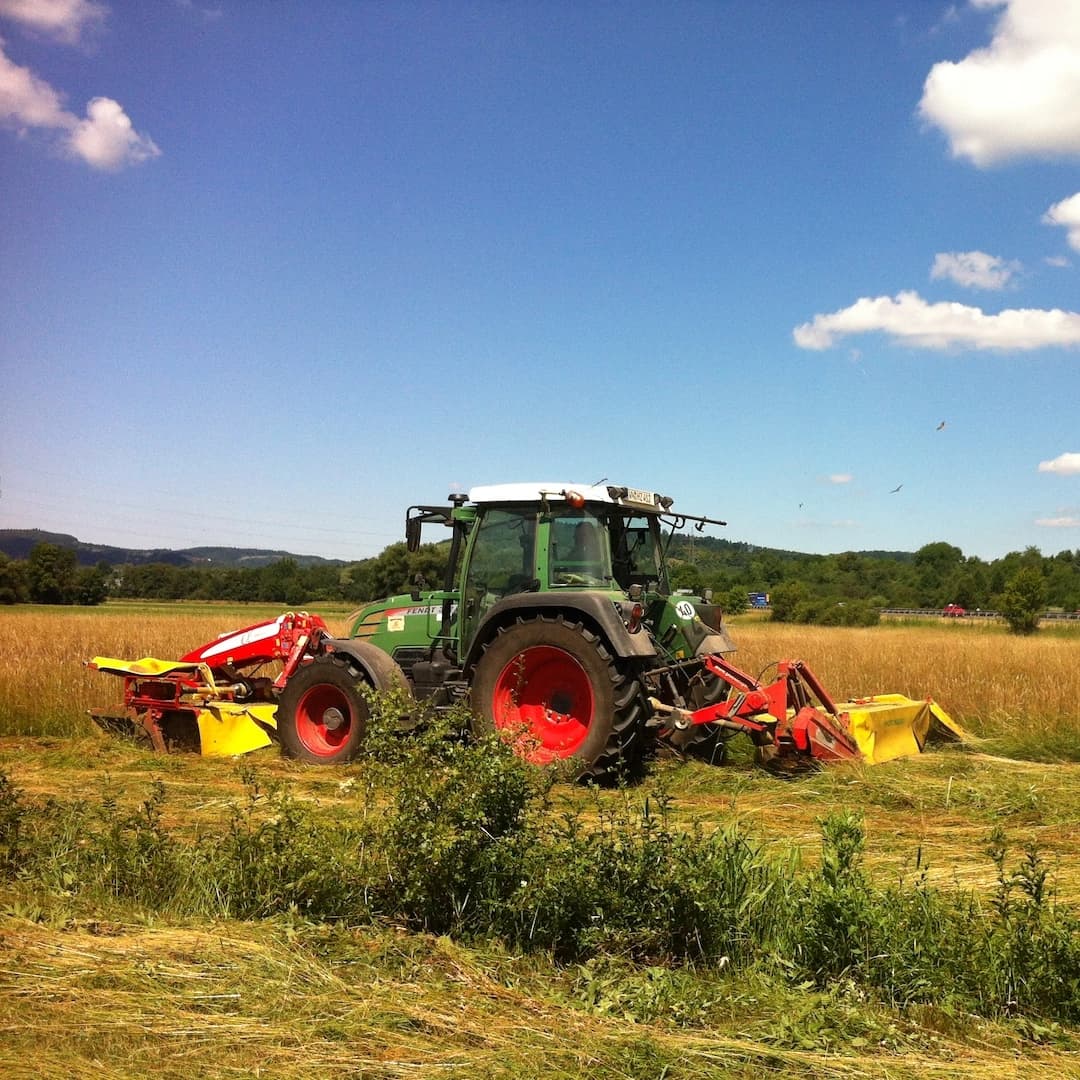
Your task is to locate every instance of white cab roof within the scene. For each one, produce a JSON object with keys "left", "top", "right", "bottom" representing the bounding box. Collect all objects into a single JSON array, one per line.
[{"left": 468, "top": 482, "right": 667, "bottom": 511}]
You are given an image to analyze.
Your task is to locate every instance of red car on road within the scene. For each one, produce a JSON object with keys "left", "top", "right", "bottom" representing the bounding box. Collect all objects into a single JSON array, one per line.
[{"left": 943, "top": 604, "right": 966, "bottom": 617}]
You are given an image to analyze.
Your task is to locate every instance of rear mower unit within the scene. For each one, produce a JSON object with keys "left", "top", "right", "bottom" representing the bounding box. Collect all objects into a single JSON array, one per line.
[{"left": 90, "top": 483, "right": 966, "bottom": 775}]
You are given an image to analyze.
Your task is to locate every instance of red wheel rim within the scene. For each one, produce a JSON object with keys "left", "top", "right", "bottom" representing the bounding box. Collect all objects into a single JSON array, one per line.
[
  {"left": 294, "top": 683, "right": 354, "bottom": 758},
  {"left": 491, "top": 645, "right": 594, "bottom": 763}
]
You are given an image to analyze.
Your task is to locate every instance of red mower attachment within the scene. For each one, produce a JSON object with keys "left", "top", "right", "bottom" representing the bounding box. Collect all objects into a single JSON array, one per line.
[
  {"left": 651, "top": 654, "right": 965, "bottom": 770},
  {"left": 88, "top": 612, "right": 331, "bottom": 755}
]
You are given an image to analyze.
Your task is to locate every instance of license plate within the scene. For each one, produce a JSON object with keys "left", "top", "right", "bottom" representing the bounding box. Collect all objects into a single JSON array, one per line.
[{"left": 622, "top": 488, "right": 656, "bottom": 507}]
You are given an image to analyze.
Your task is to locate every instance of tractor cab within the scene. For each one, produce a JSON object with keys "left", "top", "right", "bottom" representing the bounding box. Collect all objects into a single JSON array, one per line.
[{"left": 347, "top": 483, "right": 720, "bottom": 701}]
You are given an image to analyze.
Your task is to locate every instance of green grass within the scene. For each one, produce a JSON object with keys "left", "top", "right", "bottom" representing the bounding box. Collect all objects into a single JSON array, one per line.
[{"left": 2, "top": 705, "right": 1080, "bottom": 1078}]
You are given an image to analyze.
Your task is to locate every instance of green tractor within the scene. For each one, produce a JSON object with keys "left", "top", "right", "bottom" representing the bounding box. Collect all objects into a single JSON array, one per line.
[
  {"left": 90, "top": 482, "right": 965, "bottom": 774},
  {"left": 346, "top": 482, "right": 737, "bottom": 777}
]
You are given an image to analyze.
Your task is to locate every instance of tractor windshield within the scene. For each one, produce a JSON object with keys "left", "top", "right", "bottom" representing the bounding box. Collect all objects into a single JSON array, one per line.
[{"left": 549, "top": 510, "right": 612, "bottom": 587}]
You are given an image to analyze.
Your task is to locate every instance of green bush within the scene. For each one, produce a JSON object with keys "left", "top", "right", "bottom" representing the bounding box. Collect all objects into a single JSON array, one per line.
[
  {"left": 769, "top": 583, "right": 805, "bottom": 622},
  {"left": 3, "top": 731, "right": 1080, "bottom": 1026},
  {"left": 999, "top": 567, "right": 1048, "bottom": 635}
]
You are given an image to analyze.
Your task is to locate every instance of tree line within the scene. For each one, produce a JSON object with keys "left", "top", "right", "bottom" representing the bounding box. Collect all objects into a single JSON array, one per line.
[
  {"left": 666, "top": 536, "right": 1073, "bottom": 634},
  {"left": 2, "top": 535, "right": 1076, "bottom": 635},
  {"left": 0, "top": 541, "right": 448, "bottom": 608}
]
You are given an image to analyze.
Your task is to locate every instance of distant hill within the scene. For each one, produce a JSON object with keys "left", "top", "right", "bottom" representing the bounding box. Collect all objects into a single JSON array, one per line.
[
  {"left": 666, "top": 533, "right": 914, "bottom": 563},
  {"left": 1, "top": 526, "right": 916, "bottom": 574},
  {"left": 0, "top": 529, "right": 345, "bottom": 569}
]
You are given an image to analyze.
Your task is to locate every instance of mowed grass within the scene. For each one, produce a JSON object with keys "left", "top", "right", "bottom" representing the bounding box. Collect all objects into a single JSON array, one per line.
[
  {"left": 1, "top": 604, "right": 1080, "bottom": 1078},
  {"left": 7, "top": 916, "right": 1073, "bottom": 1080}
]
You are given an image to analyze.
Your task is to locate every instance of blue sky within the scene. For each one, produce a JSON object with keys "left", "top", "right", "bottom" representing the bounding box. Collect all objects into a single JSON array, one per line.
[{"left": 2, "top": 0, "right": 1079, "bottom": 562}]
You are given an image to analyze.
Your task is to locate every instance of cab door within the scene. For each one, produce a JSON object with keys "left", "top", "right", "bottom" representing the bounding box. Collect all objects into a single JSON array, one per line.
[{"left": 458, "top": 507, "right": 538, "bottom": 653}]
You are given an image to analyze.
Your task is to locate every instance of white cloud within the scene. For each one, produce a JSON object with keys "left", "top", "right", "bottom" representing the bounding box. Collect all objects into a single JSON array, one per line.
[
  {"left": 0, "top": 0, "right": 105, "bottom": 45},
  {"left": 828, "top": 474, "right": 853, "bottom": 485},
  {"left": 1044, "top": 193, "right": 1080, "bottom": 252},
  {"left": 919, "top": 0, "right": 1080, "bottom": 166},
  {"left": 931, "top": 250, "right": 1018, "bottom": 289},
  {"left": 1045, "top": 254, "right": 1071, "bottom": 268},
  {"left": 1038, "top": 452, "right": 1080, "bottom": 475},
  {"left": 174, "top": 0, "right": 223, "bottom": 21},
  {"left": 793, "top": 291, "right": 1080, "bottom": 352},
  {"left": 0, "top": 37, "right": 159, "bottom": 169},
  {"left": 1035, "top": 516, "right": 1080, "bottom": 527},
  {"left": 0, "top": 36, "right": 68, "bottom": 127},
  {"left": 69, "top": 95, "right": 159, "bottom": 169}
]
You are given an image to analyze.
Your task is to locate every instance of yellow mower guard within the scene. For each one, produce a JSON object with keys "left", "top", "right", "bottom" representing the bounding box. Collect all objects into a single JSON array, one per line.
[
  {"left": 840, "top": 695, "right": 969, "bottom": 766},
  {"left": 194, "top": 703, "right": 278, "bottom": 756},
  {"left": 88, "top": 655, "right": 279, "bottom": 757}
]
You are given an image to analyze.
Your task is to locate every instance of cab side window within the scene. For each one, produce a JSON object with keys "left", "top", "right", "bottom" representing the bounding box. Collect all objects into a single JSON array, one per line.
[
  {"left": 610, "top": 513, "right": 662, "bottom": 590},
  {"left": 462, "top": 509, "right": 537, "bottom": 627}
]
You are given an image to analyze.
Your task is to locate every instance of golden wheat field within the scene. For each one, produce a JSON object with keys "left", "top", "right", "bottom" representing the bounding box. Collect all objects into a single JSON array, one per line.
[{"left": 1, "top": 602, "right": 1077, "bottom": 739}]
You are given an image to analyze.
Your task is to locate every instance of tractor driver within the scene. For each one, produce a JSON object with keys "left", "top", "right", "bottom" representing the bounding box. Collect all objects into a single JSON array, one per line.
[{"left": 570, "top": 521, "right": 602, "bottom": 562}]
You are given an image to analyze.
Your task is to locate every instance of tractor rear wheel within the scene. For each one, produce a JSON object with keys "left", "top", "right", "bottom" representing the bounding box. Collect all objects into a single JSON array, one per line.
[
  {"left": 471, "top": 615, "right": 646, "bottom": 780},
  {"left": 276, "top": 655, "right": 369, "bottom": 764}
]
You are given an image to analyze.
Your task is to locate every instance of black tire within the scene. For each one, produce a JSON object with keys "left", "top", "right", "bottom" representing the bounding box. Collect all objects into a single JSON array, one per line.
[
  {"left": 666, "top": 662, "right": 736, "bottom": 765},
  {"left": 276, "top": 655, "right": 370, "bottom": 764},
  {"left": 471, "top": 615, "right": 647, "bottom": 780}
]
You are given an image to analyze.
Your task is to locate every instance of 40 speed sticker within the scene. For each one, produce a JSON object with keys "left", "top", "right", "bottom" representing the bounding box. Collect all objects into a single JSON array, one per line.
[{"left": 674, "top": 600, "right": 696, "bottom": 620}]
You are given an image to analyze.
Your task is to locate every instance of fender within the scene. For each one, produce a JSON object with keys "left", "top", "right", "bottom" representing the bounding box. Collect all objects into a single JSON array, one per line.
[
  {"left": 463, "top": 592, "right": 657, "bottom": 671},
  {"left": 321, "top": 638, "right": 411, "bottom": 695}
]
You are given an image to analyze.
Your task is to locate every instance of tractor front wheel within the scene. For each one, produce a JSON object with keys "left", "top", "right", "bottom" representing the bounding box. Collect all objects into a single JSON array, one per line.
[
  {"left": 665, "top": 663, "right": 736, "bottom": 765},
  {"left": 276, "top": 656, "right": 369, "bottom": 764},
  {"left": 471, "top": 616, "right": 646, "bottom": 779}
]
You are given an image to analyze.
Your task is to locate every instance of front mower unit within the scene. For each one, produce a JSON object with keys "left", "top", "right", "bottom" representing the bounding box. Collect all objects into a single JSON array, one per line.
[{"left": 88, "top": 656, "right": 281, "bottom": 755}]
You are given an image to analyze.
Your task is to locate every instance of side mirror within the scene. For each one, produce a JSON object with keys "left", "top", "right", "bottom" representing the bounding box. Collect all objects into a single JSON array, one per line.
[
  {"left": 406, "top": 516, "right": 421, "bottom": 552},
  {"left": 410, "top": 572, "right": 426, "bottom": 602}
]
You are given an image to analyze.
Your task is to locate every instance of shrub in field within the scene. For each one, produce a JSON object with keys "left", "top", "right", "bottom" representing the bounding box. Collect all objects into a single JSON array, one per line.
[
  {"left": 793, "top": 812, "right": 876, "bottom": 980},
  {"left": 999, "top": 567, "right": 1048, "bottom": 636},
  {"left": 978, "top": 828, "right": 1080, "bottom": 1022},
  {"left": 209, "top": 767, "right": 372, "bottom": 920},
  {"left": 0, "top": 770, "right": 28, "bottom": 875},
  {"left": 30, "top": 780, "right": 195, "bottom": 910},
  {"left": 768, "top": 587, "right": 879, "bottom": 626},
  {"left": 788, "top": 812, "right": 1080, "bottom": 1024},
  {"left": 359, "top": 701, "right": 541, "bottom": 934},
  {"left": 500, "top": 789, "right": 785, "bottom": 963},
  {"left": 768, "top": 582, "right": 805, "bottom": 622}
]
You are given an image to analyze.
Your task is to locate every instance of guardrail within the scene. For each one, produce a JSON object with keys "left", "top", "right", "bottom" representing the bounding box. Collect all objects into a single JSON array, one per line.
[{"left": 880, "top": 608, "right": 1080, "bottom": 621}]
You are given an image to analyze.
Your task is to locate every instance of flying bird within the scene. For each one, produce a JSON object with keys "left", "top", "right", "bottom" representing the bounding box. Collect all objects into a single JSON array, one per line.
[
  {"left": 889, "top": 483, "right": 903, "bottom": 494},
  {"left": 936, "top": 421, "right": 946, "bottom": 431}
]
